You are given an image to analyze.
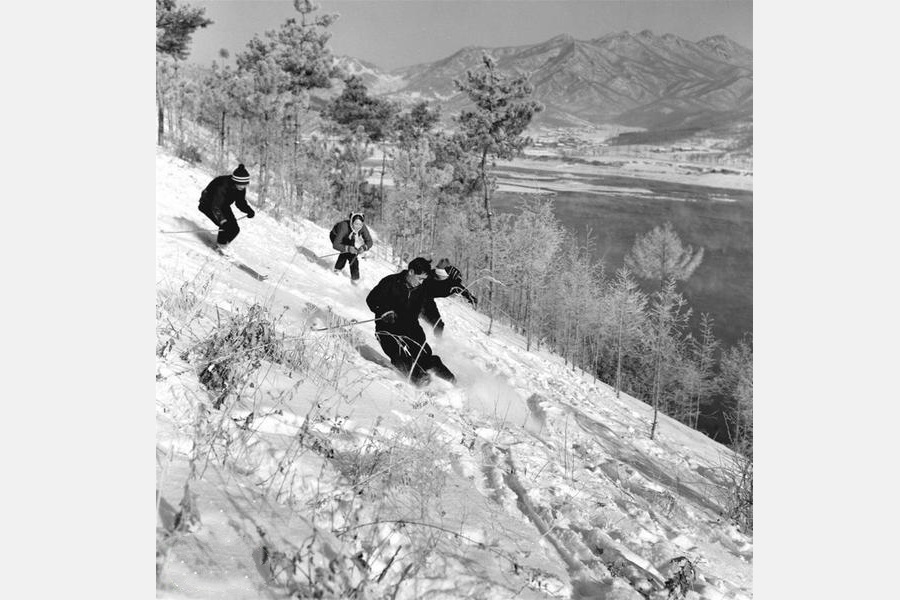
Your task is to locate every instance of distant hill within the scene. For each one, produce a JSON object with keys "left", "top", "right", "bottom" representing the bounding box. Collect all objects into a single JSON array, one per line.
[{"left": 334, "top": 30, "right": 752, "bottom": 144}]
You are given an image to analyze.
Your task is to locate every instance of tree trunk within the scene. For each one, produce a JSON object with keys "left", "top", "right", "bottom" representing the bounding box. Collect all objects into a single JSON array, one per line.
[
  {"left": 524, "top": 285, "right": 532, "bottom": 351},
  {"left": 259, "top": 112, "right": 274, "bottom": 208},
  {"left": 419, "top": 191, "right": 427, "bottom": 255},
  {"left": 379, "top": 149, "right": 388, "bottom": 223},
  {"left": 649, "top": 324, "right": 665, "bottom": 439},
  {"left": 157, "top": 103, "right": 165, "bottom": 146},
  {"left": 217, "top": 110, "right": 227, "bottom": 170},
  {"left": 615, "top": 316, "right": 623, "bottom": 399},
  {"left": 650, "top": 356, "right": 661, "bottom": 440},
  {"left": 480, "top": 148, "right": 494, "bottom": 335}
]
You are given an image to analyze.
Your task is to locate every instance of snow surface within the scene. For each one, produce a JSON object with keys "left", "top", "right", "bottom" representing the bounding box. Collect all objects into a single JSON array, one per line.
[{"left": 156, "top": 147, "right": 752, "bottom": 599}]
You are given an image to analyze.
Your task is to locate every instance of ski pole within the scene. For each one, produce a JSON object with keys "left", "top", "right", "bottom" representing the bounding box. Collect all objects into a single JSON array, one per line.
[
  {"left": 309, "top": 316, "right": 382, "bottom": 331},
  {"left": 317, "top": 251, "right": 370, "bottom": 260}
]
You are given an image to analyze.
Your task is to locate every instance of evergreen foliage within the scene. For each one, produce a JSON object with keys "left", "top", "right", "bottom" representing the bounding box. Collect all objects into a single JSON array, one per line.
[
  {"left": 454, "top": 54, "right": 543, "bottom": 332},
  {"left": 683, "top": 314, "right": 720, "bottom": 429},
  {"left": 718, "top": 336, "right": 753, "bottom": 450},
  {"left": 325, "top": 76, "right": 398, "bottom": 144},
  {"left": 156, "top": 0, "right": 212, "bottom": 60},
  {"left": 493, "top": 200, "right": 562, "bottom": 349},
  {"left": 625, "top": 222, "right": 705, "bottom": 290},
  {"left": 324, "top": 76, "right": 400, "bottom": 216},
  {"left": 229, "top": 0, "right": 340, "bottom": 207},
  {"left": 395, "top": 101, "right": 442, "bottom": 149},
  {"left": 600, "top": 269, "right": 649, "bottom": 398},
  {"left": 156, "top": 0, "right": 212, "bottom": 145},
  {"left": 388, "top": 137, "right": 453, "bottom": 257}
]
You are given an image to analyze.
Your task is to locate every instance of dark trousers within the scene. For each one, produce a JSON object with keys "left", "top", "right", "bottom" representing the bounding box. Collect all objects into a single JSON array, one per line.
[
  {"left": 375, "top": 329, "right": 455, "bottom": 386},
  {"left": 334, "top": 252, "right": 360, "bottom": 280},
  {"left": 199, "top": 204, "right": 240, "bottom": 245},
  {"left": 420, "top": 298, "right": 444, "bottom": 337}
]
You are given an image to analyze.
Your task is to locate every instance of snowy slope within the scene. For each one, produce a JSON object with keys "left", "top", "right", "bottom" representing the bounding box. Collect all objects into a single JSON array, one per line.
[{"left": 155, "top": 148, "right": 752, "bottom": 599}]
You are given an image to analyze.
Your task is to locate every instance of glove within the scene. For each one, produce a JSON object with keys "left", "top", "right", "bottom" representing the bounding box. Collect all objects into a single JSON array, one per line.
[
  {"left": 360, "top": 244, "right": 368, "bottom": 252},
  {"left": 347, "top": 246, "right": 359, "bottom": 255},
  {"left": 379, "top": 311, "right": 397, "bottom": 324},
  {"left": 245, "top": 209, "right": 255, "bottom": 219}
]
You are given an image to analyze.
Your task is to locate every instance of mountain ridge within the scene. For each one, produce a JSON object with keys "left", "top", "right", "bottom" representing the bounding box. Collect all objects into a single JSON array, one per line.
[{"left": 336, "top": 30, "right": 752, "bottom": 139}]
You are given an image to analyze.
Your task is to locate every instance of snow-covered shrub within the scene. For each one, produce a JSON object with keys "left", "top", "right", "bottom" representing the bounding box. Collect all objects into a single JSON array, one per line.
[
  {"left": 662, "top": 556, "right": 696, "bottom": 599},
  {"left": 183, "top": 303, "right": 291, "bottom": 409},
  {"left": 155, "top": 270, "right": 214, "bottom": 358},
  {"left": 175, "top": 142, "right": 203, "bottom": 165}
]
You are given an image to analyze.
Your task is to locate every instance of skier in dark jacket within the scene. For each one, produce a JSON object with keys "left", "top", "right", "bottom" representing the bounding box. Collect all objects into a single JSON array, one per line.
[
  {"left": 198, "top": 163, "right": 255, "bottom": 251},
  {"left": 329, "top": 212, "right": 374, "bottom": 283},
  {"left": 366, "top": 257, "right": 457, "bottom": 386},
  {"left": 420, "top": 258, "right": 478, "bottom": 337}
]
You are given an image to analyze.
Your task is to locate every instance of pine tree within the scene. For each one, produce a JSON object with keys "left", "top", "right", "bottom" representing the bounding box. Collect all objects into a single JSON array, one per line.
[
  {"left": 686, "top": 314, "right": 720, "bottom": 429},
  {"left": 718, "top": 336, "right": 753, "bottom": 451},
  {"left": 325, "top": 76, "right": 397, "bottom": 143},
  {"left": 197, "top": 56, "right": 239, "bottom": 171},
  {"left": 645, "top": 279, "right": 692, "bottom": 439},
  {"left": 497, "top": 200, "right": 563, "bottom": 349},
  {"left": 324, "top": 76, "right": 399, "bottom": 214},
  {"left": 624, "top": 222, "right": 704, "bottom": 291},
  {"left": 454, "top": 54, "right": 543, "bottom": 333},
  {"left": 541, "top": 237, "right": 601, "bottom": 370},
  {"left": 156, "top": 0, "right": 212, "bottom": 145},
  {"left": 389, "top": 137, "right": 452, "bottom": 256},
  {"left": 602, "top": 268, "right": 648, "bottom": 398},
  {"left": 390, "top": 102, "right": 442, "bottom": 222},
  {"left": 233, "top": 0, "right": 340, "bottom": 206},
  {"left": 156, "top": 0, "right": 212, "bottom": 60},
  {"left": 395, "top": 102, "right": 441, "bottom": 149}
]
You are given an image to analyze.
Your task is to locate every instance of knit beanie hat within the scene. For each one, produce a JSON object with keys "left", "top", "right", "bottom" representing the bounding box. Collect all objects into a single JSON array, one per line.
[{"left": 231, "top": 164, "right": 250, "bottom": 185}]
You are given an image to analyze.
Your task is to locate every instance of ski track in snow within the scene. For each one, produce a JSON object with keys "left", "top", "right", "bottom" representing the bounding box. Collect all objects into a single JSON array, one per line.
[{"left": 156, "top": 149, "right": 752, "bottom": 600}]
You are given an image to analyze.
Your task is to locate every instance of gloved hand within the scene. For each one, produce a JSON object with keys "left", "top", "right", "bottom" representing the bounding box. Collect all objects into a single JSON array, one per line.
[
  {"left": 245, "top": 209, "right": 255, "bottom": 219},
  {"left": 359, "top": 244, "right": 368, "bottom": 252},
  {"left": 347, "top": 246, "right": 359, "bottom": 255},
  {"left": 379, "top": 311, "right": 397, "bottom": 324}
]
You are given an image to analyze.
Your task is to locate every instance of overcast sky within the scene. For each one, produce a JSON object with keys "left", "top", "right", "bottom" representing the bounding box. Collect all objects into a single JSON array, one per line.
[{"left": 188, "top": 0, "right": 752, "bottom": 71}]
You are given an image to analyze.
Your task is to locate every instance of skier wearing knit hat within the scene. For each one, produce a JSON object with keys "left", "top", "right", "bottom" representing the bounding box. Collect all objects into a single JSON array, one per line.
[{"left": 198, "top": 163, "right": 256, "bottom": 252}]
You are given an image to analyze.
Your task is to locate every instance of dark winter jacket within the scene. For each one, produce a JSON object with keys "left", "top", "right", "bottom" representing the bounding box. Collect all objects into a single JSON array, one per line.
[
  {"left": 198, "top": 174, "right": 254, "bottom": 217},
  {"left": 367, "top": 271, "right": 455, "bottom": 338},
  {"left": 330, "top": 216, "right": 374, "bottom": 254}
]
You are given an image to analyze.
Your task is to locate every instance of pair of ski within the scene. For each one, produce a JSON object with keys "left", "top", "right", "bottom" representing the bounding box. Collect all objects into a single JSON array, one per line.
[{"left": 215, "top": 247, "right": 268, "bottom": 281}]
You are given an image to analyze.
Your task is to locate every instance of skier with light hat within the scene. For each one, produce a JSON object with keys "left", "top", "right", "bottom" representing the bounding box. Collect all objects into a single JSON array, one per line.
[
  {"left": 197, "top": 163, "right": 256, "bottom": 252},
  {"left": 329, "top": 212, "right": 374, "bottom": 284}
]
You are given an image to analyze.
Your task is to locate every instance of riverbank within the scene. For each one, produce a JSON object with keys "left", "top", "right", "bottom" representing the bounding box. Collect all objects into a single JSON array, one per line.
[{"left": 500, "top": 151, "right": 753, "bottom": 194}]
